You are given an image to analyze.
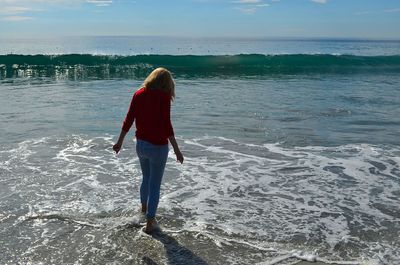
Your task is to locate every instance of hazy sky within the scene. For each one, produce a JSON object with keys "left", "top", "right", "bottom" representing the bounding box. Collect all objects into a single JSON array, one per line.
[{"left": 0, "top": 0, "right": 399, "bottom": 39}]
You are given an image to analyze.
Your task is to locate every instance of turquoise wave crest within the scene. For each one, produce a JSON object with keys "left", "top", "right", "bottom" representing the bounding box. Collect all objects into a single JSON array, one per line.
[{"left": 1, "top": 54, "right": 400, "bottom": 78}]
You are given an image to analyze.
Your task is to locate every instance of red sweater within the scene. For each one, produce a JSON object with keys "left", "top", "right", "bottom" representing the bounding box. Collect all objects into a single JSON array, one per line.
[{"left": 122, "top": 87, "right": 174, "bottom": 145}]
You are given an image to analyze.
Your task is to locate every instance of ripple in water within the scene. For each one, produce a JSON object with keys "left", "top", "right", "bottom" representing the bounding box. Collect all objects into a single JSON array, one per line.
[{"left": 0, "top": 135, "right": 399, "bottom": 264}]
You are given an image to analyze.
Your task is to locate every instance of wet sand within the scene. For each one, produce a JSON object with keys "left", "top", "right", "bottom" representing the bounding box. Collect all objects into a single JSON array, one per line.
[
  {"left": 257, "top": 258, "right": 357, "bottom": 265},
  {"left": 296, "top": 261, "right": 337, "bottom": 265}
]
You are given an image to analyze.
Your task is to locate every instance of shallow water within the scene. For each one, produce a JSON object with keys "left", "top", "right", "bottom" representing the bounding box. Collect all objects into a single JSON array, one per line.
[
  {"left": 1, "top": 135, "right": 399, "bottom": 264},
  {"left": 1, "top": 37, "right": 400, "bottom": 264},
  {"left": 1, "top": 75, "right": 399, "bottom": 147}
]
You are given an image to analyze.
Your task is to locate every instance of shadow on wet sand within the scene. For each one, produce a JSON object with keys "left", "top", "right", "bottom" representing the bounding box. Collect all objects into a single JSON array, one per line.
[{"left": 150, "top": 231, "right": 209, "bottom": 265}]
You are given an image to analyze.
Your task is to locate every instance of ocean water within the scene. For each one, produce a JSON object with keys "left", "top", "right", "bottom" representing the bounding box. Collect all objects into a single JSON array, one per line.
[{"left": 0, "top": 37, "right": 400, "bottom": 265}]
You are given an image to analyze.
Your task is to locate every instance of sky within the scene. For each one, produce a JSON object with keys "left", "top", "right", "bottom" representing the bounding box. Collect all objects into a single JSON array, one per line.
[{"left": 0, "top": 0, "right": 399, "bottom": 39}]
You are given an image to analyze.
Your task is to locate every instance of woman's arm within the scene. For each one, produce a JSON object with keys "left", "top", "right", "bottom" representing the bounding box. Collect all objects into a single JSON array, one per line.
[
  {"left": 168, "top": 135, "right": 184, "bottom": 164},
  {"left": 113, "top": 92, "right": 136, "bottom": 154},
  {"left": 113, "top": 130, "right": 128, "bottom": 154}
]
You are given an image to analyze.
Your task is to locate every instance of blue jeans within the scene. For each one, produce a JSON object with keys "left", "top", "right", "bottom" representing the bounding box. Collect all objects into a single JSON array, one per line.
[{"left": 136, "top": 139, "right": 169, "bottom": 219}]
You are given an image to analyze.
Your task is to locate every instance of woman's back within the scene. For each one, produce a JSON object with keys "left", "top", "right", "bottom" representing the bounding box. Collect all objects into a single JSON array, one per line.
[{"left": 122, "top": 87, "right": 174, "bottom": 145}]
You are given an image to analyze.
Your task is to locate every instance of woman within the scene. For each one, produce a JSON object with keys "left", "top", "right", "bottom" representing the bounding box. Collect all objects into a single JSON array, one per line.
[{"left": 113, "top": 67, "right": 184, "bottom": 234}]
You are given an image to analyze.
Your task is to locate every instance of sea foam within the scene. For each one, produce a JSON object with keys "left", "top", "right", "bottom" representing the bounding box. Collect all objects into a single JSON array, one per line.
[{"left": 1, "top": 135, "right": 399, "bottom": 264}]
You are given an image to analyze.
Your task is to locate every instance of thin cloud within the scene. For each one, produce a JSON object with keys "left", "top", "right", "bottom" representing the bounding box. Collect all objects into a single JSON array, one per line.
[
  {"left": 0, "top": 0, "right": 80, "bottom": 4},
  {"left": 234, "top": 7, "right": 257, "bottom": 14},
  {"left": 355, "top": 11, "right": 371, "bottom": 16},
  {"left": 233, "top": 0, "right": 262, "bottom": 3},
  {"left": 233, "top": 0, "right": 270, "bottom": 14},
  {"left": 310, "top": 0, "right": 327, "bottom": 4},
  {"left": 355, "top": 8, "right": 400, "bottom": 16},
  {"left": 384, "top": 8, "right": 400, "bottom": 13},
  {"left": 0, "top": 0, "right": 113, "bottom": 6},
  {"left": 0, "top": 5, "right": 43, "bottom": 22},
  {"left": 86, "top": 0, "right": 113, "bottom": 7},
  {"left": 0, "top": 6, "right": 43, "bottom": 14},
  {"left": 2, "top": 15, "right": 33, "bottom": 21},
  {"left": 0, "top": 0, "right": 114, "bottom": 22}
]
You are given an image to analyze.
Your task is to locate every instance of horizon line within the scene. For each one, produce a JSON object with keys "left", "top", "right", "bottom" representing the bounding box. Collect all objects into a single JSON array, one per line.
[{"left": 0, "top": 35, "right": 399, "bottom": 42}]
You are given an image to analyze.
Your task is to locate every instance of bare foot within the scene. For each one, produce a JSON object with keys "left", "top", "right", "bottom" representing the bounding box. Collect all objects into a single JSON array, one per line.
[{"left": 144, "top": 218, "right": 158, "bottom": 234}]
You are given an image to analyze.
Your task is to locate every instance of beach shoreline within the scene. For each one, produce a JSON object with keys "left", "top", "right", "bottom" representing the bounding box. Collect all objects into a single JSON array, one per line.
[{"left": 296, "top": 261, "right": 339, "bottom": 265}]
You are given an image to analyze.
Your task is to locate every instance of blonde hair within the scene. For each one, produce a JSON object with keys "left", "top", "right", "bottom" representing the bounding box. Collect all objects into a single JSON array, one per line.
[{"left": 143, "top": 67, "right": 175, "bottom": 101}]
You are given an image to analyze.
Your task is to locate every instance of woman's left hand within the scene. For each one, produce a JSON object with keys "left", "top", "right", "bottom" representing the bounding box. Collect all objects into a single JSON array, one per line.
[
  {"left": 175, "top": 150, "right": 184, "bottom": 164},
  {"left": 113, "top": 143, "right": 122, "bottom": 154}
]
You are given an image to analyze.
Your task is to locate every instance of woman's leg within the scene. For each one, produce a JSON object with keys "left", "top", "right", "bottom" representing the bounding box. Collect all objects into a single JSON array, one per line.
[
  {"left": 136, "top": 141, "right": 150, "bottom": 212},
  {"left": 146, "top": 144, "right": 169, "bottom": 219}
]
